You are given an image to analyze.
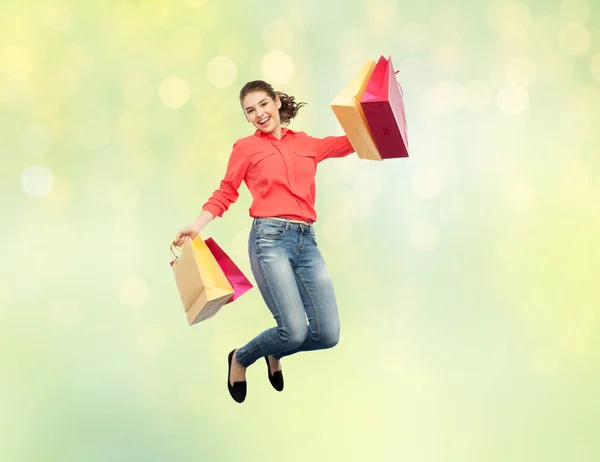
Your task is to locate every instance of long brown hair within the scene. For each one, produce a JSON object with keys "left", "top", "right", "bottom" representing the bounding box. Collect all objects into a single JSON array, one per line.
[{"left": 239, "top": 80, "right": 306, "bottom": 126}]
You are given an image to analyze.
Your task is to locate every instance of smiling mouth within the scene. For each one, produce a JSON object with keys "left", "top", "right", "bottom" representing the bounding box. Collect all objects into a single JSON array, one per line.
[{"left": 258, "top": 117, "right": 270, "bottom": 127}]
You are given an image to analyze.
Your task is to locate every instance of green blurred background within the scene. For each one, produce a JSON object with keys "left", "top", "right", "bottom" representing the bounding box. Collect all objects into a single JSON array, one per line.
[{"left": 1, "top": 0, "right": 599, "bottom": 461}]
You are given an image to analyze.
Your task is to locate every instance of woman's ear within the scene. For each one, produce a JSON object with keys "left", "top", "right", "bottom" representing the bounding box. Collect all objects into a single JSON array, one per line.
[{"left": 275, "top": 95, "right": 282, "bottom": 110}]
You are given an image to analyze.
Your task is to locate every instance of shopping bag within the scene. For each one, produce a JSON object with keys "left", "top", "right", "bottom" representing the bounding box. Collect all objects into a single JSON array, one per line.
[
  {"left": 360, "top": 55, "right": 409, "bottom": 159},
  {"left": 204, "top": 237, "right": 253, "bottom": 304},
  {"left": 170, "top": 236, "right": 234, "bottom": 325},
  {"left": 331, "top": 60, "right": 383, "bottom": 161}
]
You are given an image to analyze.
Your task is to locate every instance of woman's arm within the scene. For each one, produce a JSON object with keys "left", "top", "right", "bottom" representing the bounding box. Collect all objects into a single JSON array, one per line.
[
  {"left": 173, "top": 142, "right": 248, "bottom": 245},
  {"left": 309, "top": 135, "right": 355, "bottom": 162}
]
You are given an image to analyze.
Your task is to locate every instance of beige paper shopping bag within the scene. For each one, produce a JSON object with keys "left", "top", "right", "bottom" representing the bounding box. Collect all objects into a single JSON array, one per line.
[
  {"left": 331, "top": 60, "right": 383, "bottom": 161},
  {"left": 170, "top": 236, "right": 234, "bottom": 325}
]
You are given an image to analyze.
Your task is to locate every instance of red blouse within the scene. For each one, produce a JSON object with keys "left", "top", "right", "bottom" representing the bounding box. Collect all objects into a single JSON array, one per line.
[{"left": 202, "top": 128, "right": 355, "bottom": 223}]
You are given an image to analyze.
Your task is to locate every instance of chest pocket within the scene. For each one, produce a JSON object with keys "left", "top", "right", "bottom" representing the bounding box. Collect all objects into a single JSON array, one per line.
[
  {"left": 293, "top": 150, "right": 318, "bottom": 178},
  {"left": 250, "top": 150, "right": 279, "bottom": 174}
]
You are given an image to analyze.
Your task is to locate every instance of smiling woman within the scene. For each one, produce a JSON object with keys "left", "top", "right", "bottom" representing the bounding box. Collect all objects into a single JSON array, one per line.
[
  {"left": 240, "top": 80, "right": 306, "bottom": 134},
  {"left": 173, "top": 79, "right": 358, "bottom": 403}
]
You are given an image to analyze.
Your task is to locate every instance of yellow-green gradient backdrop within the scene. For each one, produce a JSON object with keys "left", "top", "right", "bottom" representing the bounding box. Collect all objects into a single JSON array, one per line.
[{"left": 2, "top": 0, "right": 599, "bottom": 461}]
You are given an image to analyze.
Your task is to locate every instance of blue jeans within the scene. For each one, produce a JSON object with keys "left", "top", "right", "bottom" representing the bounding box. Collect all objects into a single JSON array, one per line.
[{"left": 235, "top": 218, "right": 340, "bottom": 367}]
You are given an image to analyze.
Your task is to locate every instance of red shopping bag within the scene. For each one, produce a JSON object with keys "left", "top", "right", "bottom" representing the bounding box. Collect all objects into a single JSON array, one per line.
[
  {"left": 204, "top": 238, "right": 253, "bottom": 304},
  {"left": 360, "top": 55, "right": 409, "bottom": 159}
]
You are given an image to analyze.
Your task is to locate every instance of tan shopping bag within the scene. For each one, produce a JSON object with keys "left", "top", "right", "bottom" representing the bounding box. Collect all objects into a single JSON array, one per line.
[
  {"left": 331, "top": 59, "right": 383, "bottom": 161},
  {"left": 170, "top": 236, "right": 234, "bottom": 325}
]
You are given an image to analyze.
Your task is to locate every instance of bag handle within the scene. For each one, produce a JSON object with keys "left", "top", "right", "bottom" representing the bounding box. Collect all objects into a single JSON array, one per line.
[
  {"left": 170, "top": 242, "right": 182, "bottom": 265},
  {"left": 394, "top": 70, "right": 404, "bottom": 97}
]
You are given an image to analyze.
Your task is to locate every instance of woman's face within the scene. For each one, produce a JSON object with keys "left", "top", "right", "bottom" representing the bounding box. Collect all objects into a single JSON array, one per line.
[{"left": 242, "top": 91, "right": 281, "bottom": 134}]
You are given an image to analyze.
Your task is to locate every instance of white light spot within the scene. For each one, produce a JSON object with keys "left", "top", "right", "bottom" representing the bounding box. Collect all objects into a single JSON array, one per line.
[
  {"left": 20, "top": 124, "right": 52, "bottom": 156},
  {"left": 428, "top": 81, "right": 462, "bottom": 113},
  {"left": 462, "top": 81, "right": 492, "bottom": 112},
  {"left": 337, "top": 30, "right": 369, "bottom": 77},
  {"left": 528, "top": 347, "right": 560, "bottom": 376},
  {"left": 158, "top": 76, "right": 190, "bottom": 109},
  {"left": 108, "top": 181, "right": 140, "bottom": 214},
  {"left": 210, "top": 334, "right": 237, "bottom": 364},
  {"left": 536, "top": 52, "right": 574, "bottom": 82},
  {"left": 125, "top": 146, "right": 155, "bottom": 182},
  {"left": 113, "top": 216, "right": 143, "bottom": 242},
  {"left": 411, "top": 169, "right": 443, "bottom": 199},
  {"left": 565, "top": 86, "right": 600, "bottom": 129},
  {"left": 558, "top": 0, "right": 592, "bottom": 24},
  {"left": 118, "top": 111, "right": 148, "bottom": 138},
  {"left": 47, "top": 177, "right": 72, "bottom": 207},
  {"left": 353, "top": 166, "right": 385, "bottom": 202},
  {"left": 350, "top": 194, "right": 374, "bottom": 220},
  {"left": 504, "top": 182, "right": 536, "bottom": 214},
  {"left": 112, "top": 1, "right": 140, "bottom": 34},
  {"left": 398, "top": 22, "right": 431, "bottom": 55},
  {"left": 558, "top": 22, "right": 590, "bottom": 55},
  {"left": 123, "top": 75, "right": 155, "bottom": 108},
  {"left": 118, "top": 276, "right": 149, "bottom": 308},
  {"left": 146, "top": 1, "right": 171, "bottom": 26},
  {"left": 21, "top": 165, "right": 54, "bottom": 197},
  {"left": 231, "top": 228, "right": 249, "bottom": 262},
  {"left": 590, "top": 54, "right": 600, "bottom": 82},
  {"left": 429, "top": 41, "right": 471, "bottom": 74},
  {"left": 365, "top": 0, "right": 397, "bottom": 31},
  {"left": 496, "top": 85, "right": 529, "bottom": 116},
  {"left": 172, "top": 26, "right": 203, "bottom": 59},
  {"left": 50, "top": 299, "right": 80, "bottom": 329},
  {"left": 78, "top": 119, "right": 112, "bottom": 150},
  {"left": 66, "top": 45, "right": 95, "bottom": 75},
  {"left": 409, "top": 222, "right": 440, "bottom": 252},
  {"left": 206, "top": 56, "right": 237, "bottom": 89},
  {"left": 323, "top": 214, "right": 353, "bottom": 245},
  {"left": 182, "top": 0, "right": 208, "bottom": 7},
  {"left": 263, "top": 21, "right": 294, "bottom": 51},
  {"left": 504, "top": 56, "right": 537, "bottom": 85},
  {"left": 561, "top": 319, "right": 592, "bottom": 354},
  {"left": 396, "top": 58, "right": 428, "bottom": 90},
  {"left": 137, "top": 325, "right": 167, "bottom": 356},
  {"left": 560, "top": 160, "right": 589, "bottom": 203},
  {"left": 496, "top": 27, "right": 531, "bottom": 55},
  {"left": 351, "top": 268, "right": 381, "bottom": 297},
  {"left": 0, "top": 46, "right": 35, "bottom": 78},
  {"left": 487, "top": 1, "right": 532, "bottom": 38},
  {"left": 48, "top": 65, "right": 79, "bottom": 96},
  {"left": 261, "top": 50, "right": 294, "bottom": 84},
  {"left": 38, "top": 0, "right": 72, "bottom": 31}
]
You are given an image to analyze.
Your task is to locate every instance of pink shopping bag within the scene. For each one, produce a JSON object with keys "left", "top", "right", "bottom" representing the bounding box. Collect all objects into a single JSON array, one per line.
[
  {"left": 360, "top": 55, "right": 409, "bottom": 159},
  {"left": 204, "top": 238, "right": 253, "bottom": 304}
]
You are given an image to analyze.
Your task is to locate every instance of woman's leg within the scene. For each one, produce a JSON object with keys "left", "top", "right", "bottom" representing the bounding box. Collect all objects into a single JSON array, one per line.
[
  {"left": 273, "top": 225, "right": 340, "bottom": 360},
  {"left": 234, "top": 220, "right": 309, "bottom": 368}
]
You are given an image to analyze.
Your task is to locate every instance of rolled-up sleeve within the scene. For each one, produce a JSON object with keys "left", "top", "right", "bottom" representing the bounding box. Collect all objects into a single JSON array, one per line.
[
  {"left": 310, "top": 135, "right": 355, "bottom": 162},
  {"left": 202, "top": 142, "right": 249, "bottom": 218}
]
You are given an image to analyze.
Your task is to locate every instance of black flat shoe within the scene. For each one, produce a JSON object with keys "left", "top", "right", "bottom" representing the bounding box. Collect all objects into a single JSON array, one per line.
[
  {"left": 227, "top": 350, "right": 247, "bottom": 403},
  {"left": 264, "top": 356, "right": 284, "bottom": 392}
]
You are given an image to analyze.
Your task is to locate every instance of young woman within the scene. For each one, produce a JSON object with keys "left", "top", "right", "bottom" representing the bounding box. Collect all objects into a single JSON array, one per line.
[{"left": 173, "top": 80, "right": 355, "bottom": 403}]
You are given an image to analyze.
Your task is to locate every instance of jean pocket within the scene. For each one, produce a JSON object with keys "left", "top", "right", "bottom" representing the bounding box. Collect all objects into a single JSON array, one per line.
[
  {"left": 308, "top": 228, "right": 318, "bottom": 245},
  {"left": 258, "top": 224, "right": 287, "bottom": 239}
]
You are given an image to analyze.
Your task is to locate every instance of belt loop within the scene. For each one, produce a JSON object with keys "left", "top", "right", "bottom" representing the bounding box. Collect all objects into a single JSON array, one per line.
[{"left": 285, "top": 219, "right": 290, "bottom": 231}]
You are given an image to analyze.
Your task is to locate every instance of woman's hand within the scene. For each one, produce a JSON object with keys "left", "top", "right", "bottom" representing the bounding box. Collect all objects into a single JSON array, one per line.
[
  {"left": 173, "top": 224, "right": 201, "bottom": 247},
  {"left": 173, "top": 210, "right": 215, "bottom": 247}
]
